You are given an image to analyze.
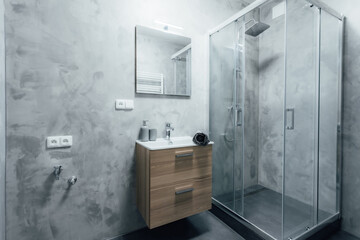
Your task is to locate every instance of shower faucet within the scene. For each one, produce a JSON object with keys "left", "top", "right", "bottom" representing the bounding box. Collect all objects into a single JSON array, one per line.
[{"left": 53, "top": 165, "right": 62, "bottom": 180}]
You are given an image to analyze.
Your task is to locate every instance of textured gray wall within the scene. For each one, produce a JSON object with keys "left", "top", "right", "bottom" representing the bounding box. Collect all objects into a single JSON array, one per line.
[
  {"left": 4, "top": 0, "right": 246, "bottom": 240},
  {"left": 0, "top": 0, "right": 5, "bottom": 239},
  {"left": 326, "top": 0, "right": 360, "bottom": 237}
]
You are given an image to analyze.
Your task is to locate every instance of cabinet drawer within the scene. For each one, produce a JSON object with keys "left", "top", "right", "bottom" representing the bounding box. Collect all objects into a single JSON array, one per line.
[
  {"left": 150, "top": 145, "right": 212, "bottom": 189},
  {"left": 149, "top": 177, "right": 212, "bottom": 229}
]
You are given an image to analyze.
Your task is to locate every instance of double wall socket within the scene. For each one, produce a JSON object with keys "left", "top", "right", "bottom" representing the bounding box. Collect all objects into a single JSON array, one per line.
[
  {"left": 115, "top": 99, "right": 134, "bottom": 110},
  {"left": 47, "top": 136, "right": 73, "bottom": 149}
]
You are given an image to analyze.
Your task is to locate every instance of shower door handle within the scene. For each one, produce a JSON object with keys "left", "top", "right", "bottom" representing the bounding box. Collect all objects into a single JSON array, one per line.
[
  {"left": 236, "top": 105, "right": 242, "bottom": 127},
  {"left": 286, "top": 108, "right": 295, "bottom": 130}
]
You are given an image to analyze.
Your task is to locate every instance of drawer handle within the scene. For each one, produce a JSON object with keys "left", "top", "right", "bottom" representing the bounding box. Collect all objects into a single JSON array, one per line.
[
  {"left": 175, "top": 153, "right": 193, "bottom": 158},
  {"left": 175, "top": 188, "right": 194, "bottom": 195}
]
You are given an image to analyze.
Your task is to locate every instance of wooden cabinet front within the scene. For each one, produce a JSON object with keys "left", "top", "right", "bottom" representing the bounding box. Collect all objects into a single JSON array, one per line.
[{"left": 136, "top": 144, "right": 212, "bottom": 229}]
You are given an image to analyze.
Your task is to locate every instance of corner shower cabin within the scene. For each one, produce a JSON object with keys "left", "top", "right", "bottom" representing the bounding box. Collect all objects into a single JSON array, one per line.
[{"left": 209, "top": 0, "right": 343, "bottom": 239}]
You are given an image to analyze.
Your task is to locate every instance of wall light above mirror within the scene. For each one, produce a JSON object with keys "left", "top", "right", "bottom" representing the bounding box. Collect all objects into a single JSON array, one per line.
[{"left": 135, "top": 25, "right": 191, "bottom": 96}]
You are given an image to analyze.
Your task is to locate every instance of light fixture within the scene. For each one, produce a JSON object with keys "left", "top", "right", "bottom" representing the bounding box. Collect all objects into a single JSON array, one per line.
[{"left": 154, "top": 20, "right": 184, "bottom": 31}]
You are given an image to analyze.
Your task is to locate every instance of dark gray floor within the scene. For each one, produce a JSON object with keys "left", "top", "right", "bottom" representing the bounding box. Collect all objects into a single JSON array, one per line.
[
  {"left": 112, "top": 208, "right": 358, "bottom": 240},
  {"left": 216, "top": 186, "right": 332, "bottom": 239},
  {"left": 327, "top": 231, "right": 360, "bottom": 240},
  {"left": 112, "top": 211, "right": 244, "bottom": 240}
]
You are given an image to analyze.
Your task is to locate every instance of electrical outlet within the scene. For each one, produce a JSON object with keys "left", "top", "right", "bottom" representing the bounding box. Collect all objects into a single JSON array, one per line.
[
  {"left": 47, "top": 136, "right": 60, "bottom": 148},
  {"left": 47, "top": 135, "right": 73, "bottom": 149},
  {"left": 115, "top": 99, "right": 126, "bottom": 110},
  {"left": 115, "top": 99, "right": 134, "bottom": 110},
  {"left": 60, "top": 136, "right": 72, "bottom": 147}
]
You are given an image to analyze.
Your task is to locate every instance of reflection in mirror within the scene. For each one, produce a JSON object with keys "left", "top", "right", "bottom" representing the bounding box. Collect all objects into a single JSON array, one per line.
[{"left": 135, "top": 25, "right": 191, "bottom": 96}]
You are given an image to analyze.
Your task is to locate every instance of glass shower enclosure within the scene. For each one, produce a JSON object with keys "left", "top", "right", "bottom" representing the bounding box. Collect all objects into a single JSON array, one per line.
[
  {"left": 209, "top": 0, "right": 343, "bottom": 239},
  {"left": 0, "top": 1, "right": 5, "bottom": 239}
]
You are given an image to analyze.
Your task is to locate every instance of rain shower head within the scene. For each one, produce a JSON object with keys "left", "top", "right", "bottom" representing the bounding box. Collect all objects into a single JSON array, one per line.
[{"left": 245, "top": 21, "right": 270, "bottom": 37}]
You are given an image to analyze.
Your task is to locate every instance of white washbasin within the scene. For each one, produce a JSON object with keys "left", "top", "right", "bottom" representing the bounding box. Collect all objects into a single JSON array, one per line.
[{"left": 136, "top": 136, "right": 213, "bottom": 150}]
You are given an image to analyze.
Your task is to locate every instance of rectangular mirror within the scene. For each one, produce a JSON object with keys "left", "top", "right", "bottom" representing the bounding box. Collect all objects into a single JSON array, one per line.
[{"left": 135, "top": 25, "right": 191, "bottom": 96}]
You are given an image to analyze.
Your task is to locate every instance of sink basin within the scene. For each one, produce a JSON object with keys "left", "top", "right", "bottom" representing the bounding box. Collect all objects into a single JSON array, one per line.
[{"left": 136, "top": 136, "right": 213, "bottom": 150}]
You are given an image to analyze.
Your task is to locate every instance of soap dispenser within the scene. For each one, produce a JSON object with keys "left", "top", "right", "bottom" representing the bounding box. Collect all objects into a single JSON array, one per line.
[{"left": 140, "top": 120, "right": 149, "bottom": 142}]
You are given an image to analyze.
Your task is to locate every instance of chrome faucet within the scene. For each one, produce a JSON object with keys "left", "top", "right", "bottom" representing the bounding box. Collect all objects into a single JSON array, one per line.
[
  {"left": 53, "top": 165, "right": 62, "bottom": 180},
  {"left": 165, "top": 122, "right": 174, "bottom": 140}
]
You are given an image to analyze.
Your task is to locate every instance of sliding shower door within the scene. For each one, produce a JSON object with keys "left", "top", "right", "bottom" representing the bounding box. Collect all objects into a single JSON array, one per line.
[
  {"left": 210, "top": 21, "right": 244, "bottom": 212},
  {"left": 284, "top": 1, "right": 343, "bottom": 239},
  {"left": 211, "top": 0, "right": 286, "bottom": 238},
  {"left": 283, "top": 2, "right": 320, "bottom": 239}
]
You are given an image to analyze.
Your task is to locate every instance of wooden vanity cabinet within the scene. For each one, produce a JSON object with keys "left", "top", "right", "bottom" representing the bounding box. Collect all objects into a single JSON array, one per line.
[{"left": 136, "top": 144, "right": 212, "bottom": 229}]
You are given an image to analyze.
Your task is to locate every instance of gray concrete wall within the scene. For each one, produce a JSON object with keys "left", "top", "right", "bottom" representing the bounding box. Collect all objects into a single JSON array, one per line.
[
  {"left": 4, "top": 0, "right": 245, "bottom": 240},
  {"left": 0, "top": 0, "right": 5, "bottom": 239}
]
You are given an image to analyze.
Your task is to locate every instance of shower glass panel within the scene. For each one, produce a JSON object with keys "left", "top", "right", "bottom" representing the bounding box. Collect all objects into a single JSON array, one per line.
[
  {"left": 0, "top": 1, "right": 5, "bottom": 239},
  {"left": 210, "top": 21, "right": 241, "bottom": 210},
  {"left": 210, "top": 0, "right": 343, "bottom": 239},
  {"left": 233, "top": 17, "right": 245, "bottom": 216},
  {"left": 239, "top": 2, "right": 285, "bottom": 239},
  {"left": 318, "top": 10, "right": 342, "bottom": 223},
  {"left": 283, "top": 1, "right": 319, "bottom": 239}
]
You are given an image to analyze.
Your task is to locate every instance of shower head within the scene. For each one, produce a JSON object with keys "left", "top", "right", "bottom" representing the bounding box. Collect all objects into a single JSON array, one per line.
[{"left": 245, "top": 21, "right": 270, "bottom": 37}]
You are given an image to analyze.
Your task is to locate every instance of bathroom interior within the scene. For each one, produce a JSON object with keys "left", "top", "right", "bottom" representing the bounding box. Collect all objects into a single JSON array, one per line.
[{"left": 0, "top": 0, "right": 360, "bottom": 240}]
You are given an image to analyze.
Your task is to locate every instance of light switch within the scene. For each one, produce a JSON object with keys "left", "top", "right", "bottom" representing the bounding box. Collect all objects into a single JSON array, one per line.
[
  {"left": 125, "top": 100, "right": 134, "bottom": 109},
  {"left": 115, "top": 99, "right": 126, "bottom": 110}
]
